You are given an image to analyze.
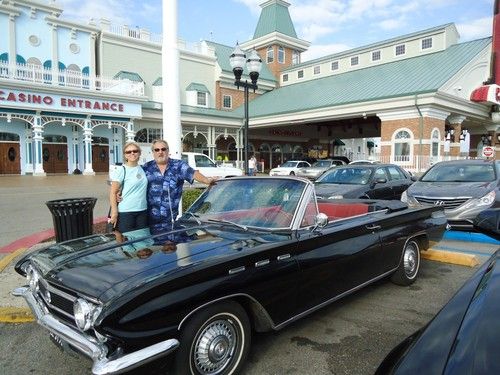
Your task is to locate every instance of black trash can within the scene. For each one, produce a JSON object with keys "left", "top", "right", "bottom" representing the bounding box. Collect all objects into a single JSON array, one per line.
[{"left": 46, "top": 197, "right": 97, "bottom": 242}]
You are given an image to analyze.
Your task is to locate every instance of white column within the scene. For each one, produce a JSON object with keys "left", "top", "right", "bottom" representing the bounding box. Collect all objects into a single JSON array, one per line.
[
  {"left": 24, "top": 123, "right": 34, "bottom": 174},
  {"left": 72, "top": 125, "right": 80, "bottom": 172},
  {"left": 126, "top": 121, "right": 135, "bottom": 142},
  {"left": 32, "top": 115, "right": 46, "bottom": 176},
  {"left": 51, "top": 24, "right": 59, "bottom": 85},
  {"left": 83, "top": 119, "right": 95, "bottom": 175},
  {"left": 8, "top": 14, "right": 16, "bottom": 77},
  {"left": 162, "top": 0, "right": 182, "bottom": 158},
  {"left": 89, "top": 32, "right": 97, "bottom": 89}
]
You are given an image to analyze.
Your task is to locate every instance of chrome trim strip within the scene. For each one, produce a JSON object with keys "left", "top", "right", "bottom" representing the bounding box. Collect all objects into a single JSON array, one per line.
[
  {"left": 255, "top": 259, "right": 270, "bottom": 267},
  {"left": 13, "top": 286, "right": 179, "bottom": 375},
  {"left": 277, "top": 254, "right": 291, "bottom": 261},
  {"left": 228, "top": 266, "right": 245, "bottom": 275}
]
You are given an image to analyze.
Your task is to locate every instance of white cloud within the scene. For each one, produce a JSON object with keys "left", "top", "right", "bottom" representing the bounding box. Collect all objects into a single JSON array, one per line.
[
  {"left": 379, "top": 18, "right": 405, "bottom": 31},
  {"left": 56, "top": 0, "right": 134, "bottom": 26},
  {"left": 302, "top": 43, "right": 352, "bottom": 61},
  {"left": 457, "top": 17, "right": 492, "bottom": 41}
]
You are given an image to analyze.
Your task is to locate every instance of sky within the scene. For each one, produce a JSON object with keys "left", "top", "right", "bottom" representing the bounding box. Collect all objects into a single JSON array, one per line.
[{"left": 56, "top": 0, "right": 494, "bottom": 61}]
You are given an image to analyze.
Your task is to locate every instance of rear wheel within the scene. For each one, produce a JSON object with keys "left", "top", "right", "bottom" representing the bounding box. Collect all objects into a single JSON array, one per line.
[
  {"left": 289, "top": 171, "right": 295, "bottom": 175},
  {"left": 391, "top": 239, "right": 420, "bottom": 286},
  {"left": 174, "top": 301, "right": 251, "bottom": 375}
]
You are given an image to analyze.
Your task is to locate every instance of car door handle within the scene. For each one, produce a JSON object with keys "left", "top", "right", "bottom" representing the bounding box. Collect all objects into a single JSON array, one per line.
[{"left": 366, "top": 224, "right": 381, "bottom": 230}]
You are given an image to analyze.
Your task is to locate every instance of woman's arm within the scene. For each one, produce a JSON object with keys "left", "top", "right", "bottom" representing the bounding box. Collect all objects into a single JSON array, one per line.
[{"left": 109, "top": 181, "right": 121, "bottom": 225}]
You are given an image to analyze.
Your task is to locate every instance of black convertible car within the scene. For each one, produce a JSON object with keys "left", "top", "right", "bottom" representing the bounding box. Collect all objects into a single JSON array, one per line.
[{"left": 14, "top": 177, "right": 446, "bottom": 375}]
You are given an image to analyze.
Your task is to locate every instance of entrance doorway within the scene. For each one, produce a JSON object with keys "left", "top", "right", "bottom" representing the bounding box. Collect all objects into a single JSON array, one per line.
[
  {"left": 42, "top": 144, "right": 68, "bottom": 173},
  {"left": 92, "top": 144, "right": 109, "bottom": 172},
  {"left": 0, "top": 142, "right": 21, "bottom": 174}
]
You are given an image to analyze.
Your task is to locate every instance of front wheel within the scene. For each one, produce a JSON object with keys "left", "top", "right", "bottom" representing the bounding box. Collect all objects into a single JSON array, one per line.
[
  {"left": 289, "top": 171, "right": 295, "bottom": 175},
  {"left": 391, "top": 239, "right": 420, "bottom": 286},
  {"left": 174, "top": 301, "right": 251, "bottom": 375}
]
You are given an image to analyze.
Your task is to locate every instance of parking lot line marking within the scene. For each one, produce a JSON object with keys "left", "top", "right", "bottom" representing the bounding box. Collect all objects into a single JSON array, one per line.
[
  {"left": 0, "top": 307, "right": 34, "bottom": 323},
  {"left": 433, "top": 245, "right": 494, "bottom": 257},
  {"left": 424, "top": 249, "right": 479, "bottom": 267},
  {"left": 0, "top": 247, "right": 28, "bottom": 272}
]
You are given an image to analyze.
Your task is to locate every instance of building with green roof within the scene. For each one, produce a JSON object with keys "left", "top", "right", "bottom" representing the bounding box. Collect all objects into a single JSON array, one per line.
[{"left": 0, "top": 0, "right": 495, "bottom": 175}]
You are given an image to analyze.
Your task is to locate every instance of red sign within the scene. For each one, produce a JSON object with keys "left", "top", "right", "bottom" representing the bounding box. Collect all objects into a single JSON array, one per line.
[{"left": 482, "top": 146, "right": 495, "bottom": 158}]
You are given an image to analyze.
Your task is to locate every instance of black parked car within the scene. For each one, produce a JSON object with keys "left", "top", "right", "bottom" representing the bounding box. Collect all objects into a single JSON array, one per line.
[
  {"left": 375, "top": 208, "right": 500, "bottom": 375},
  {"left": 315, "top": 164, "right": 415, "bottom": 200},
  {"left": 401, "top": 159, "right": 500, "bottom": 230},
  {"left": 14, "top": 177, "right": 446, "bottom": 375}
]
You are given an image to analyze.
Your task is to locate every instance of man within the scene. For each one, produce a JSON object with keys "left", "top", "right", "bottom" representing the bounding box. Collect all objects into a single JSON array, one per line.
[
  {"left": 143, "top": 139, "right": 214, "bottom": 231},
  {"left": 248, "top": 155, "right": 257, "bottom": 176}
]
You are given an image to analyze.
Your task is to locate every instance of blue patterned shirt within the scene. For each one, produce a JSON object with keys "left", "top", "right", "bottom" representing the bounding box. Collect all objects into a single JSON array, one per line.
[{"left": 143, "top": 159, "right": 195, "bottom": 227}]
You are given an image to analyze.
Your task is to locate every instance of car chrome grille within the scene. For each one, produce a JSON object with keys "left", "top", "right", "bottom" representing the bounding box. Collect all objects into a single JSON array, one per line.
[
  {"left": 414, "top": 196, "right": 470, "bottom": 209},
  {"left": 38, "top": 279, "right": 77, "bottom": 320}
]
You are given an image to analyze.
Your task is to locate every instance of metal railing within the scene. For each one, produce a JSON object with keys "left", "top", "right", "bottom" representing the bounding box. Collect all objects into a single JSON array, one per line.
[
  {"left": 0, "top": 61, "right": 145, "bottom": 97},
  {"left": 350, "top": 154, "right": 480, "bottom": 173}
]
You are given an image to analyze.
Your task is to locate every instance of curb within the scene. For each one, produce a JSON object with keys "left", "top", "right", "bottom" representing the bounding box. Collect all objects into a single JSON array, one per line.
[
  {"left": 0, "top": 307, "right": 34, "bottom": 323},
  {"left": 422, "top": 249, "right": 480, "bottom": 267}
]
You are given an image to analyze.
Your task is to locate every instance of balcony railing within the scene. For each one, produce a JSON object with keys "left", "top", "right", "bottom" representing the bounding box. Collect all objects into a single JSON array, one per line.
[{"left": 0, "top": 61, "right": 145, "bottom": 97}]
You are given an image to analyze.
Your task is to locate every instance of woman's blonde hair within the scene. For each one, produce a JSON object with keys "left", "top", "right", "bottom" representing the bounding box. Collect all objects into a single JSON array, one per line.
[{"left": 123, "top": 141, "right": 141, "bottom": 161}]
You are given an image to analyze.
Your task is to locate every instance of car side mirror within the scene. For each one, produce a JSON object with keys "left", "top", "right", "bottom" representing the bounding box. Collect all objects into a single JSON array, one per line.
[
  {"left": 312, "top": 213, "right": 328, "bottom": 231},
  {"left": 371, "top": 178, "right": 387, "bottom": 187},
  {"left": 411, "top": 176, "right": 418, "bottom": 182}
]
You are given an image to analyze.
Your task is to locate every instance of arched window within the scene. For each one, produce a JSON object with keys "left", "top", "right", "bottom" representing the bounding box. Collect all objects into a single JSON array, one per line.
[
  {"left": 267, "top": 46, "right": 274, "bottom": 63},
  {"left": 66, "top": 64, "right": 81, "bottom": 87},
  {"left": 278, "top": 46, "right": 285, "bottom": 64},
  {"left": 394, "top": 130, "right": 411, "bottom": 162},
  {"left": 292, "top": 50, "right": 300, "bottom": 65}
]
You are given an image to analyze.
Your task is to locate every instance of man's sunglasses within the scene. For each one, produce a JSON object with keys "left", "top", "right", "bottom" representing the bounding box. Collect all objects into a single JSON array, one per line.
[
  {"left": 124, "top": 149, "right": 140, "bottom": 154},
  {"left": 154, "top": 147, "right": 168, "bottom": 152}
]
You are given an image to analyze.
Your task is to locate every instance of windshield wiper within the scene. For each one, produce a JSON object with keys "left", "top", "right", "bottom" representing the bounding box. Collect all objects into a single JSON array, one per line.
[
  {"left": 180, "top": 211, "right": 202, "bottom": 225},
  {"left": 207, "top": 218, "right": 248, "bottom": 231}
]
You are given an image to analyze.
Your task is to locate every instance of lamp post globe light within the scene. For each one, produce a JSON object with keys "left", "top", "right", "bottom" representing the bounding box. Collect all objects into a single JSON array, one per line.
[{"left": 230, "top": 44, "right": 262, "bottom": 175}]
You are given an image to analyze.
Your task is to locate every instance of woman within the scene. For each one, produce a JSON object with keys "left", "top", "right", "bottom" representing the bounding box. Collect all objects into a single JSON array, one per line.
[{"left": 109, "top": 142, "right": 148, "bottom": 232}]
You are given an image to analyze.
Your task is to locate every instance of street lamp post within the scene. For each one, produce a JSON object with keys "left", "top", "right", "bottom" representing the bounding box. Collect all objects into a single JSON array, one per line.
[{"left": 229, "top": 44, "right": 262, "bottom": 175}]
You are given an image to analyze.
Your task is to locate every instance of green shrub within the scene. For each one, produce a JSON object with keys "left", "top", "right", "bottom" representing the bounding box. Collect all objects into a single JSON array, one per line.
[{"left": 182, "top": 188, "right": 203, "bottom": 211}]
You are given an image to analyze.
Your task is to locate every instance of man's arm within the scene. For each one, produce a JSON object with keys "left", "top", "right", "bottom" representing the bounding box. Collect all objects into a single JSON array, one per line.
[{"left": 193, "top": 170, "right": 216, "bottom": 185}]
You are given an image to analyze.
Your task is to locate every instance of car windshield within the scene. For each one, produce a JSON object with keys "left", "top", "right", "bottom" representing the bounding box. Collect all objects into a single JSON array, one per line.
[
  {"left": 280, "top": 161, "right": 298, "bottom": 168},
  {"left": 187, "top": 178, "right": 308, "bottom": 228},
  {"left": 312, "top": 160, "right": 331, "bottom": 168},
  {"left": 315, "top": 167, "right": 373, "bottom": 185},
  {"left": 421, "top": 163, "right": 496, "bottom": 182}
]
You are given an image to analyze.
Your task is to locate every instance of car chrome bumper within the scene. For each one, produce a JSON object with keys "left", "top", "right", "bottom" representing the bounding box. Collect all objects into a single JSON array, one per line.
[{"left": 13, "top": 286, "right": 179, "bottom": 375}]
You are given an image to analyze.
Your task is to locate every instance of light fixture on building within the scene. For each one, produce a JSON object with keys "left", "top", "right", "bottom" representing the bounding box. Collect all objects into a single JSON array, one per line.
[{"left": 229, "top": 43, "right": 262, "bottom": 175}]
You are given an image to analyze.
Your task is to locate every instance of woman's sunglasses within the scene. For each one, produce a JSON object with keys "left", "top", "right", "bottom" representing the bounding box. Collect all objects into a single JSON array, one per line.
[{"left": 124, "top": 149, "right": 140, "bottom": 154}]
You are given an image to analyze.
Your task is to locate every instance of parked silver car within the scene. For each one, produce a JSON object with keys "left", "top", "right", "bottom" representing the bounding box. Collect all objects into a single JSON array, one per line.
[
  {"left": 296, "top": 158, "right": 346, "bottom": 180},
  {"left": 401, "top": 159, "right": 500, "bottom": 230}
]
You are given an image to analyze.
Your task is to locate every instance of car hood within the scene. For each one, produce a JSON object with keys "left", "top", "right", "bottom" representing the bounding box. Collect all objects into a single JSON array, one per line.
[
  {"left": 271, "top": 167, "right": 293, "bottom": 172},
  {"left": 408, "top": 181, "right": 495, "bottom": 198},
  {"left": 22, "top": 226, "right": 291, "bottom": 303},
  {"left": 314, "top": 183, "right": 363, "bottom": 198},
  {"left": 378, "top": 250, "right": 500, "bottom": 374}
]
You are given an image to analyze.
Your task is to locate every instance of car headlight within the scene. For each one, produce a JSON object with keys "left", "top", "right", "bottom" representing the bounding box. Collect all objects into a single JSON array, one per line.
[
  {"left": 74, "top": 298, "right": 101, "bottom": 331},
  {"left": 328, "top": 195, "right": 343, "bottom": 199},
  {"left": 401, "top": 191, "right": 420, "bottom": 207},
  {"left": 26, "top": 265, "right": 40, "bottom": 292},
  {"left": 462, "top": 190, "right": 496, "bottom": 210}
]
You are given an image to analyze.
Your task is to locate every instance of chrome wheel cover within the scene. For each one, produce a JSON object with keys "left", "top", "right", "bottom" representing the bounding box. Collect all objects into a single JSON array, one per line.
[
  {"left": 403, "top": 242, "right": 419, "bottom": 279},
  {"left": 192, "top": 318, "right": 238, "bottom": 374}
]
